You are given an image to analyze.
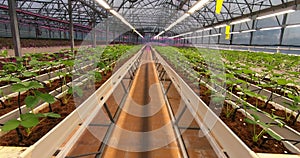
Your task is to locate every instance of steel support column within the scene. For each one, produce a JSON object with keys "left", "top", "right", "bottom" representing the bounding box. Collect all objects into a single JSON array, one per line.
[
  {"left": 279, "top": 14, "right": 288, "bottom": 46},
  {"left": 8, "top": 0, "right": 21, "bottom": 56},
  {"left": 230, "top": 25, "right": 234, "bottom": 45},
  {"left": 106, "top": 18, "right": 109, "bottom": 45},
  {"left": 92, "top": 1, "right": 96, "bottom": 48},
  {"left": 249, "top": 21, "right": 255, "bottom": 45},
  {"left": 68, "top": 0, "right": 75, "bottom": 52}
]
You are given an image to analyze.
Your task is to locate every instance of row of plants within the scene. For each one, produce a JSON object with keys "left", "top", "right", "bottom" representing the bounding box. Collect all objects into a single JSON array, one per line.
[
  {"left": 0, "top": 44, "right": 141, "bottom": 147},
  {"left": 176, "top": 47, "right": 300, "bottom": 132},
  {"left": 0, "top": 38, "right": 84, "bottom": 49},
  {"left": 181, "top": 47, "right": 300, "bottom": 99},
  {"left": 154, "top": 46, "right": 299, "bottom": 154}
]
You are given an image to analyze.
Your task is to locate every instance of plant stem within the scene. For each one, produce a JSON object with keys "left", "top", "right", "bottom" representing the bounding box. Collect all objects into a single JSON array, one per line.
[
  {"left": 16, "top": 127, "right": 23, "bottom": 142},
  {"left": 0, "top": 100, "right": 6, "bottom": 109},
  {"left": 18, "top": 92, "right": 22, "bottom": 115},
  {"left": 48, "top": 103, "right": 53, "bottom": 112},
  {"left": 292, "top": 111, "right": 300, "bottom": 126}
]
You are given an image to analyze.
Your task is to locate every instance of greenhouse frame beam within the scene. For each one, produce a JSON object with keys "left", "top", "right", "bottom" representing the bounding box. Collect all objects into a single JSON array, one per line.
[
  {"left": 173, "top": 0, "right": 300, "bottom": 38},
  {"left": 178, "top": 0, "right": 189, "bottom": 10},
  {"left": 8, "top": 0, "right": 21, "bottom": 56},
  {"left": 76, "top": 0, "right": 107, "bottom": 18}
]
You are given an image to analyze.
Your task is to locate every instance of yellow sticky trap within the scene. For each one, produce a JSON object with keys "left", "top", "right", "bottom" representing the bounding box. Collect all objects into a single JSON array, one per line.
[
  {"left": 216, "top": 0, "right": 224, "bottom": 14},
  {"left": 225, "top": 34, "right": 230, "bottom": 40},
  {"left": 225, "top": 25, "right": 231, "bottom": 40},
  {"left": 226, "top": 25, "right": 230, "bottom": 34}
]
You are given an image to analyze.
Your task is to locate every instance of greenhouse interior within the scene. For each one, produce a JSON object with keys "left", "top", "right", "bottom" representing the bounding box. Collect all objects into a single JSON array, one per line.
[{"left": 0, "top": 0, "right": 299, "bottom": 158}]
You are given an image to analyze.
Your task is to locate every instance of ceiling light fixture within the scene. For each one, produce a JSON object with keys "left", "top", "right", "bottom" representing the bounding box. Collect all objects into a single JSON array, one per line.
[
  {"left": 181, "top": 33, "right": 221, "bottom": 39},
  {"left": 187, "top": 0, "right": 212, "bottom": 14},
  {"left": 214, "top": 23, "right": 227, "bottom": 28},
  {"left": 257, "top": 9, "right": 295, "bottom": 20},
  {"left": 95, "top": 0, "right": 111, "bottom": 9},
  {"left": 154, "top": 31, "right": 165, "bottom": 39},
  {"left": 96, "top": 0, "right": 144, "bottom": 38},
  {"left": 286, "top": 24, "right": 300, "bottom": 28},
  {"left": 241, "top": 29, "right": 256, "bottom": 33},
  {"left": 170, "top": 32, "right": 193, "bottom": 38},
  {"left": 204, "top": 33, "right": 221, "bottom": 37},
  {"left": 260, "top": 26, "right": 282, "bottom": 31},
  {"left": 156, "top": 0, "right": 212, "bottom": 38},
  {"left": 203, "top": 27, "right": 213, "bottom": 31},
  {"left": 230, "top": 18, "right": 251, "bottom": 25}
]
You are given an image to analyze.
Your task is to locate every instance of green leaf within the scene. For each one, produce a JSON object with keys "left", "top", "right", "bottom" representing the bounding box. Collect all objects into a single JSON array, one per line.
[
  {"left": 0, "top": 50, "right": 8, "bottom": 57},
  {"left": 61, "top": 60, "right": 74, "bottom": 67},
  {"left": 244, "top": 118, "right": 257, "bottom": 125},
  {"left": 266, "top": 129, "right": 281, "bottom": 141},
  {"left": 276, "top": 79, "right": 288, "bottom": 85},
  {"left": 244, "top": 90, "right": 256, "bottom": 98},
  {"left": 12, "top": 83, "right": 27, "bottom": 92},
  {"left": 56, "top": 72, "right": 68, "bottom": 77},
  {"left": 289, "top": 105, "right": 300, "bottom": 111},
  {"left": 43, "top": 112, "right": 61, "bottom": 118},
  {"left": 22, "top": 71, "right": 37, "bottom": 77},
  {"left": 28, "top": 81, "right": 43, "bottom": 89},
  {"left": 12, "top": 81, "right": 43, "bottom": 92},
  {"left": 10, "top": 77, "right": 21, "bottom": 83},
  {"left": 35, "top": 91, "right": 55, "bottom": 104},
  {"left": 0, "top": 76, "right": 20, "bottom": 83},
  {"left": 29, "top": 59, "right": 39, "bottom": 66},
  {"left": 258, "top": 121, "right": 269, "bottom": 128},
  {"left": 243, "top": 69, "right": 254, "bottom": 75},
  {"left": 20, "top": 113, "right": 39, "bottom": 128},
  {"left": 3, "top": 63, "right": 17, "bottom": 72},
  {"left": 68, "top": 86, "right": 83, "bottom": 97},
  {"left": 288, "top": 93, "right": 295, "bottom": 99},
  {"left": 251, "top": 114, "right": 260, "bottom": 121},
  {"left": 294, "top": 96, "right": 300, "bottom": 104},
  {"left": 1, "top": 119, "right": 20, "bottom": 132},
  {"left": 25, "top": 95, "right": 40, "bottom": 108},
  {"left": 94, "top": 71, "right": 102, "bottom": 81},
  {"left": 96, "top": 62, "right": 106, "bottom": 69},
  {"left": 212, "top": 95, "right": 224, "bottom": 103}
]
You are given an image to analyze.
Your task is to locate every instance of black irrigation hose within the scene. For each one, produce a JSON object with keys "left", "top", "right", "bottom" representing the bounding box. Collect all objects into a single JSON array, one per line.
[
  {"left": 54, "top": 97, "right": 65, "bottom": 106},
  {"left": 292, "top": 111, "right": 300, "bottom": 126},
  {"left": 231, "top": 107, "right": 241, "bottom": 121},
  {"left": 263, "top": 137, "right": 300, "bottom": 145}
]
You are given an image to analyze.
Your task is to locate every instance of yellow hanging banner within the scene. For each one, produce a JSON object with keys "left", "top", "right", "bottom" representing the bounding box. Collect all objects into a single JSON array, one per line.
[
  {"left": 216, "top": 0, "right": 224, "bottom": 14},
  {"left": 225, "top": 25, "right": 231, "bottom": 40}
]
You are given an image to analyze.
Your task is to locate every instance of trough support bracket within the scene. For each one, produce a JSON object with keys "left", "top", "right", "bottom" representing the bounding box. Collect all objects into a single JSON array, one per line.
[
  {"left": 121, "top": 80, "right": 128, "bottom": 93},
  {"left": 164, "top": 80, "right": 172, "bottom": 95},
  {"left": 159, "top": 70, "right": 166, "bottom": 80},
  {"left": 103, "top": 103, "right": 114, "bottom": 123},
  {"left": 174, "top": 105, "right": 187, "bottom": 126}
]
